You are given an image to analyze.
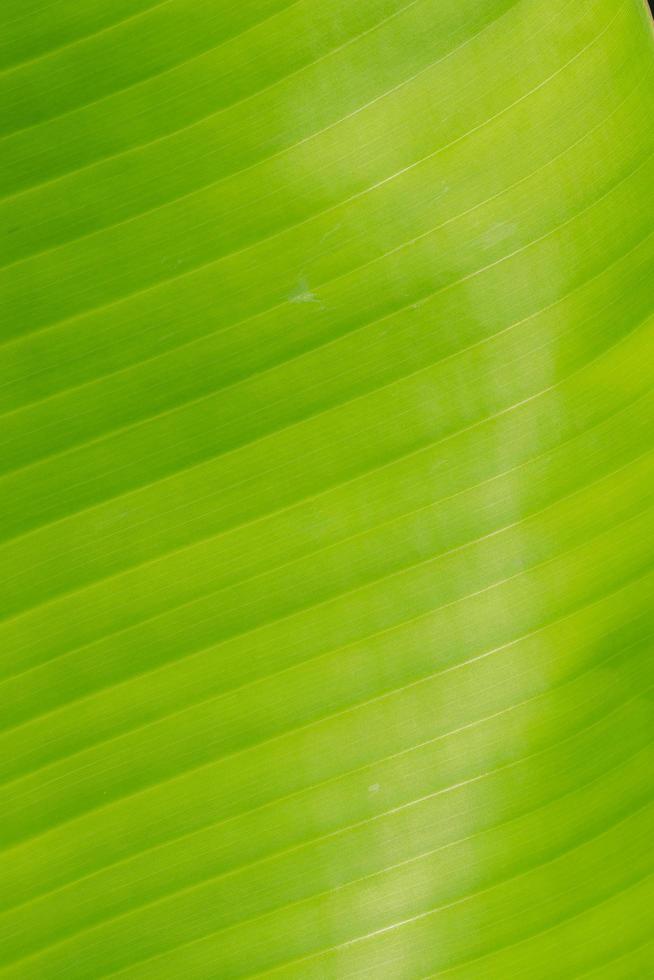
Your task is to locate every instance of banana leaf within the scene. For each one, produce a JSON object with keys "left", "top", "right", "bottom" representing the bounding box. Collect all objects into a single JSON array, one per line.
[{"left": 1, "top": 0, "right": 653, "bottom": 976}]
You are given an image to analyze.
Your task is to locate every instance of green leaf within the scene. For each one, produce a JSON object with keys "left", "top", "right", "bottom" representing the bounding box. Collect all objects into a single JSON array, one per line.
[{"left": 1, "top": 0, "right": 653, "bottom": 976}]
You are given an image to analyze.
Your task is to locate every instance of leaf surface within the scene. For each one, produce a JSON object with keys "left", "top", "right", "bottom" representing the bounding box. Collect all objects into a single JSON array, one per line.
[{"left": 1, "top": 0, "right": 654, "bottom": 976}]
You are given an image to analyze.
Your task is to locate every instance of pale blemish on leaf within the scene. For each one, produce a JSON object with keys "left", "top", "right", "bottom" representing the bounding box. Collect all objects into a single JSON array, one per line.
[{"left": 288, "top": 276, "right": 321, "bottom": 304}]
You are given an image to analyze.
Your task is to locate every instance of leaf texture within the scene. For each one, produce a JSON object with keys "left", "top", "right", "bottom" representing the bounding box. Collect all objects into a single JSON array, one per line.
[{"left": 1, "top": 0, "right": 654, "bottom": 977}]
